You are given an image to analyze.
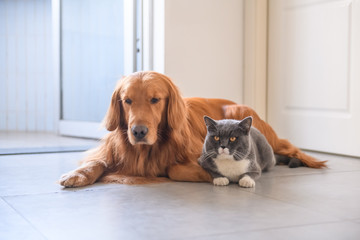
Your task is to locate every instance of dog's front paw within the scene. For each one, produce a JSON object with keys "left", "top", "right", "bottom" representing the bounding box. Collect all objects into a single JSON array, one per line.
[
  {"left": 239, "top": 175, "right": 255, "bottom": 188},
  {"left": 213, "top": 177, "right": 230, "bottom": 186},
  {"left": 59, "top": 170, "right": 92, "bottom": 188}
]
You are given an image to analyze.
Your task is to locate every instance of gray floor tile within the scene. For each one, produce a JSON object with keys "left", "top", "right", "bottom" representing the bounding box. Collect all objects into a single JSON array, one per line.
[
  {"left": 0, "top": 198, "right": 46, "bottom": 240},
  {"left": 0, "top": 152, "right": 80, "bottom": 196},
  {"left": 245, "top": 171, "right": 360, "bottom": 220},
  {"left": 4, "top": 183, "right": 339, "bottom": 240},
  {"left": 193, "top": 221, "right": 360, "bottom": 240},
  {"left": 0, "top": 152, "right": 117, "bottom": 197}
]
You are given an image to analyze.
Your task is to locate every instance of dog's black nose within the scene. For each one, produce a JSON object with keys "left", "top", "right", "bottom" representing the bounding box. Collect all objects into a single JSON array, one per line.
[{"left": 131, "top": 125, "right": 148, "bottom": 140}]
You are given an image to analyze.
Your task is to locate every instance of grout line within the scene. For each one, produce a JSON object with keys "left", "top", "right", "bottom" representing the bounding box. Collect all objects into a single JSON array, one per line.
[
  {"left": 349, "top": 218, "right": 360, "bottom": 224},
  {"left": 243, "top": 220, "right": 348, "bottom": 232},
  {"left": 1, "top": 196, "right": 48, "bottom": 240},
  {"left": 0, "top": 149, "right": 87, "bottom": 156},
  {"left": 261, "top": 170, "right": 360, "bottom": 179},
  {"left": 0, "top": 145, "right": 96, "bottom": 156},
  {"left": 303, "top": 150, "right": 360, "bottom": 161},
  {"left": 1, "top": 183, "right": 122, "bottom": 198},
  {"left": 267, "top": 169, "right": 360, "bottom": 178},
  {"left": 184, "top": 220, "right": 347, "bottom": 240}
]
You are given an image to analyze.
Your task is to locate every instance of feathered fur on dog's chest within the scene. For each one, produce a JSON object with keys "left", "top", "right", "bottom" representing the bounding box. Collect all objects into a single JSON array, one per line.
[{"left": 213, "top": 154, "right": 250, "bottom": 182}]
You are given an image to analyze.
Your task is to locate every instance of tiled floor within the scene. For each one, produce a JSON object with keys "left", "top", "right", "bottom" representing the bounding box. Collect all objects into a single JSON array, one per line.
[{"left": 0, "top": 133, "right": 360, "bottom": 240}]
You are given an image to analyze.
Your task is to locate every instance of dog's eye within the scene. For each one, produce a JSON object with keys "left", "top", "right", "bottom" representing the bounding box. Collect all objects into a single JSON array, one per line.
[
  {"left": 150, "top": 98, "right": 160, "bottom": 104},
  {"left": 214, "top": 136, "right": 220, "bottom": 141},
  {"left": 124, "top": 99, "right": 132, "bottom": 105},
  {"left": 229, "top": 137, "right": 237, "bottom": 142}
]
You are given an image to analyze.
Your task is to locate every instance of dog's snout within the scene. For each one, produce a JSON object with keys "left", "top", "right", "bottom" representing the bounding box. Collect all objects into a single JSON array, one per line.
[{"left": 131, "top": 125, "right": 148, "bottom": 140}]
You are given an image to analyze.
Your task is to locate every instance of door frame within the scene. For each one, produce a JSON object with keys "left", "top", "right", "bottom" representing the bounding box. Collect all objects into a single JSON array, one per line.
[
  {"left": 52, "top": 0, "right": 137, "bottom": 139},
  {"left": 243, "top": 0, "right": 268, "bottom": 121}
]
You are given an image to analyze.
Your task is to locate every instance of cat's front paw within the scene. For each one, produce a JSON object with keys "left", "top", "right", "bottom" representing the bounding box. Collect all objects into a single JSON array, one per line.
[
  {"left": 213, "top": 177, "right": 230, "bottom": 186},
  {"left": 239, "top": 175, "right": 255, "bottom": 188}
]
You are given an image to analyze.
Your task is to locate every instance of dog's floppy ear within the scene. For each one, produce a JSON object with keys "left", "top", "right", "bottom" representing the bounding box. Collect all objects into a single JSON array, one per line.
[
  {"left": 166, "top": 77, "right": 187, "bottom": 130},
  {"left": 102, "top": 81, "right": 124, "bottom": 131}
]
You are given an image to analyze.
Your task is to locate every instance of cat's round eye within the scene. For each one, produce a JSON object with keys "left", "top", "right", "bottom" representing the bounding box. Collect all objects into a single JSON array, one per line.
[
  {"left": 124, "top": 99, "right": 132, "bottom": 105},
  {"left": 214, "top": 136, "right": 220, "bottom": 141},
  {"left": 229, "top": 137, "right": 237, "bottom": 142}
]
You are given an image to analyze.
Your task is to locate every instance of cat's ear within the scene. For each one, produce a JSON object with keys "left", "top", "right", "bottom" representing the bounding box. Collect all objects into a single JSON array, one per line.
[
  {"left": 239, "top": 116, "right": 252, "bottom": 135},
  {"left": 203, "top": 116, "right": 217, "bottom": 131}
]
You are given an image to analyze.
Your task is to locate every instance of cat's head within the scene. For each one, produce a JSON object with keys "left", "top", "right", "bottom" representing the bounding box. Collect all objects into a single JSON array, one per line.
[{"left": 203, "top": 116, "right": 253, "bottom": 157}]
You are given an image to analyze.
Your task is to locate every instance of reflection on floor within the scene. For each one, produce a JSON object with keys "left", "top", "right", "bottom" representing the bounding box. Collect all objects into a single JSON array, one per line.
[
  {"left": 0, "top": 132, "right": 359, "bottom": 240},
  {"left": 0, "top": 132, "right": 98, "bottom": 154}
]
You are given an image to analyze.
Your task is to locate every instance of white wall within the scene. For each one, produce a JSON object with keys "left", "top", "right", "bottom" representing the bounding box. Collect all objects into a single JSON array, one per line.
[
  {"left": 163, "top": 0, "right": 244, "bottom": 104},
  {"left": 0, "top": 0, "right": 55, "bottom": 132}
]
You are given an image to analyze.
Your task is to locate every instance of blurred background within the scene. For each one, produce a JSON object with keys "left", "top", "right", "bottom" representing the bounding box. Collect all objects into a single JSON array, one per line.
[{"left": 0, "top": 0, "right": 359, "bottom": 157}]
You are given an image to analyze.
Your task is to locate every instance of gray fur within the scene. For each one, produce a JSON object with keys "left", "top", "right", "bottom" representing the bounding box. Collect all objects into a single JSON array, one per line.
[{"left": 198, "top": 116, "right": 276, "bottom": 187}]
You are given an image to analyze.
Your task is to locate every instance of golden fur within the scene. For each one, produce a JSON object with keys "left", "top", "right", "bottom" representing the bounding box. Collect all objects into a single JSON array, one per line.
[{"left": 59, "top": 71, "right": 326, "bottom": 187}]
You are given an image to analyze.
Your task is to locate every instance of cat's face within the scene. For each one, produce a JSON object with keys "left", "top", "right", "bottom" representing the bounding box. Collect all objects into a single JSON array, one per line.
[{"left": 203, "top": 116, "right": 253, "bottom": 158}]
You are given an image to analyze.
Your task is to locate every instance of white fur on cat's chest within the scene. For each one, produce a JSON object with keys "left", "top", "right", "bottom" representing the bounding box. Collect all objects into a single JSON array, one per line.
[{"left": 214, "top": 154, "right": 250, "bottom": 182}]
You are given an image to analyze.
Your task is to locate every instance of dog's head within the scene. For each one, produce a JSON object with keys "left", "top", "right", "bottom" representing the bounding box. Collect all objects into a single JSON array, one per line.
[{"left": 103, "top": 71, "right": 186, "bottom": 145}]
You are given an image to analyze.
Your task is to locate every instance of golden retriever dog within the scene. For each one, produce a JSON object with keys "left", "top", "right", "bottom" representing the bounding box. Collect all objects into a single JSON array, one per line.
[{"left": 59, "top": 71, "right": 326, "bottom": 187}]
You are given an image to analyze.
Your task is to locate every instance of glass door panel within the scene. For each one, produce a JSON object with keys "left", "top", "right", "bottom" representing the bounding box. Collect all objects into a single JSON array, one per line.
[{"left": 59, "top": 0, "right": 133, "bottom": 138}]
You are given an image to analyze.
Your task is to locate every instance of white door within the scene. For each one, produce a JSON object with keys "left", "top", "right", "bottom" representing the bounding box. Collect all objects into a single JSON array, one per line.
[{"left": 268, "top": 0, "right": 360, "bottom": 157}]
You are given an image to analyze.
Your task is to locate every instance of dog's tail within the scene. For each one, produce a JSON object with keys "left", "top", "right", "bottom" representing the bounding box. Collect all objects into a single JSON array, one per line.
[
  {"left": 273, "top": 138, "right": 327, "bottom": 168},
  {"left": 224, "top": 105, "right": 327, "bottom": 169}
]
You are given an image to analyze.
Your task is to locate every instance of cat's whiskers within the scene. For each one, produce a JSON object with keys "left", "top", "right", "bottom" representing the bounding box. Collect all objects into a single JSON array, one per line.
[{"left": 202, "top": 150, "right": 217, "bottom": 160}]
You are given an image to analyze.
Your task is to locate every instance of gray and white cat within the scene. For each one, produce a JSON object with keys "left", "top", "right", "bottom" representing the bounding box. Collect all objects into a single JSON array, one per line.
[{"left": 198, "top": 116, "right": 276, "bottom": 188}]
